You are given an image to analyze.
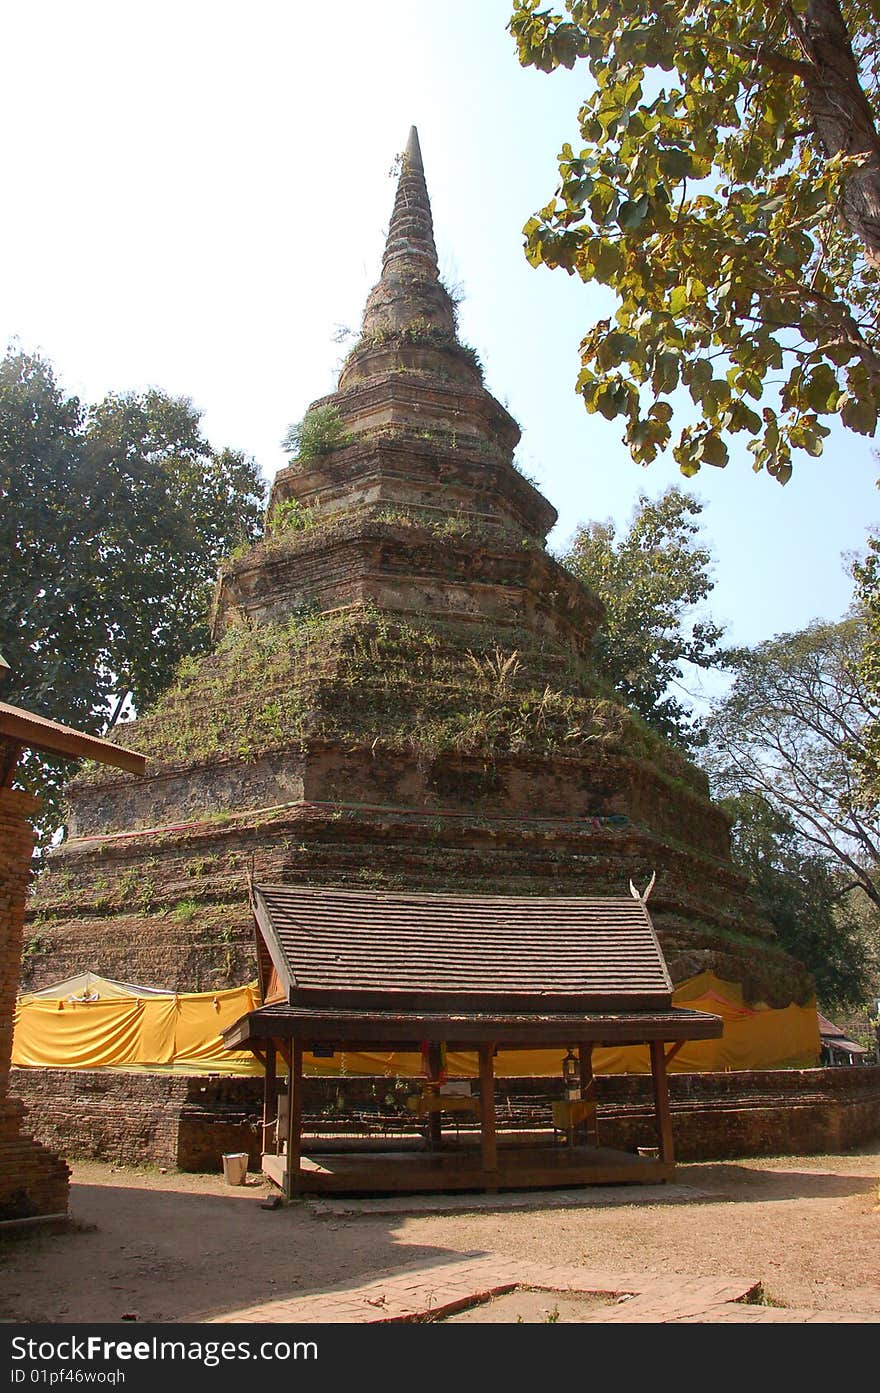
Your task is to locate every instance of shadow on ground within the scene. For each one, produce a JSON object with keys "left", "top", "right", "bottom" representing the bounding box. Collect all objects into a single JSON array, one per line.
[
  {"left": 681, "top": 1162, "right": 879, "bottom": 1202},
  {"left": 0, "top": 1180, "right": 488, "bottom": 1324}
]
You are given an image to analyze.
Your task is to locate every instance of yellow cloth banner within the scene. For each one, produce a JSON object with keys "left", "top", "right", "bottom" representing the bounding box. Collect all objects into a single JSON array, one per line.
[
  {"left": 13, "top": 971, "right": 819, "bottom": 1075},
  {"left": 12, "top": 983, "right": 262, "bottom": 1075}
]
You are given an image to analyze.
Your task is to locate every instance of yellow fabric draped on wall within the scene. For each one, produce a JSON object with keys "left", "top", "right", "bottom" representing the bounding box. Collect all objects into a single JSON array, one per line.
[
  {"left": 12, "top": 982, "right": 262, "bottom": 1075},
  {"left": 12, "top": 971, "right": 819, "bottom": 1075}
]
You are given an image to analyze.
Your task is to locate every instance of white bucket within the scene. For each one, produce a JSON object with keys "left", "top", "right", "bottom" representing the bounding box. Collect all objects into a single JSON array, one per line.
[{"left": 222, "top": 1152, "right": 248, "bottom": 1185}]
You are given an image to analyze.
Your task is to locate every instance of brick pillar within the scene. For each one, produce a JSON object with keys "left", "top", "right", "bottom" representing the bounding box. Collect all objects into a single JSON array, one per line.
[{"left": 0, "top": 785, "right": 69, "bottom": 1219}]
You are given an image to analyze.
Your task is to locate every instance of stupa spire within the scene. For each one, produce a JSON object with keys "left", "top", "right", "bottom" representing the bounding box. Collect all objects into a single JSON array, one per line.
[
  {"left": 404, "top": 124, "right": 423, "bottom": 172},
  {"left": 353, "top": 126, "right": 457, "bottom": 347},
  {"left": 381, "top": 125, "right": 438, "bottom": 280}
]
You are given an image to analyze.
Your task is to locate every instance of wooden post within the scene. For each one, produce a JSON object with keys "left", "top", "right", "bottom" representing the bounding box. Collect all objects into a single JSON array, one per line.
[
  {"left": 263, "top": 1042, "right": 277, "bottom": 1157},
  {"left": 426, "top": 1043, "right": 443, "bottom": 1152},
  {"left": 478, "top": 1043, "right": 497, "bottom": 1187},
  {"left": 285, "top": 1040, "right": 304, "bottom": 1201},
  {"left": 276, "top": 1041, "right": 292, "bottom": 1156},
  {"left": 578, "top": 1042, "right": 598, "bottom": 1146},
  {"left": 649, "top": 1039, "right": 674, "bottom": 1166}
]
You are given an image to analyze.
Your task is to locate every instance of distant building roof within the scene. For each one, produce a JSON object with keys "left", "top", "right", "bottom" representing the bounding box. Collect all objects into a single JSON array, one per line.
[{"left": 818, "top": 1012, "right": 869, "bottom": 1056}]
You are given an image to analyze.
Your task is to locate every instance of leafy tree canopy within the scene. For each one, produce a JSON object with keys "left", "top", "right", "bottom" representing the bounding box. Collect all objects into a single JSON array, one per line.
[
  {"left": 0, "top": 349, "right": 266, "bottom": 842},
  {"left": 705, "top": 613, "right": 880, "bottom": 909},
  {"left": 564, "top": 486, "right": 726, "bottom": 747},
  {"left": 851, "top": 527, "right": 880, "bottom": 803},
  {"left": 725, "top": 790, "right": 876, "bottom": 1010},
  {"left": 510, "top": 0, "right": 880, "bottom": 482}
]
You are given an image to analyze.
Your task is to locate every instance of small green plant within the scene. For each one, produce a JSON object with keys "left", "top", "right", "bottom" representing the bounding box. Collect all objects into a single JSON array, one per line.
[
  {"left": 116, "top": 866, "right": 140, "bottom": 902},
  {"left": 544, "top": 1304, "right": 560, "bottom": 1322},
  {"left": 432, "top": 515, "right": 471, "bottom": 541},
  {"left": 465, "top": 646, "right": 522, "bottom": 694},
  {"left": 282, "top": 404, "right": 350, "bottom": 462},
  {"left": 267, "top": 498, "right": 315, "bottom": 538},
  {"left": 741, "top": 1284, "right": 785, "bottom": 1308},
  {"left": 172, "top": 900, "right": 198, "bottom": 923},
  {"left": 225, "top": 538, "right": 255, "bottom": 565},
  {"left": 21, "top": 930, "right": 53, "bottom": 964}
]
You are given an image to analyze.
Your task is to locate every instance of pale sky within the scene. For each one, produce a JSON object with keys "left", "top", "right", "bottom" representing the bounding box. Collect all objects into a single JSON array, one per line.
[{"left": 3, "top": 0, "right": 877, "bottom": 694}]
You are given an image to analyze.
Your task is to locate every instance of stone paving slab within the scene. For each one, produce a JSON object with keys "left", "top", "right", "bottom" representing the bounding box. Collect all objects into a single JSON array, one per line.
[
  {"left": 305, "top": 1183, "right": 712, "bottom": 1219},
  {"left": 213, "top": 1258, "right": 766, "bottom": 1325},
  {"left": 212, "top": 1254, "right": 880, "bottom": 1325}
]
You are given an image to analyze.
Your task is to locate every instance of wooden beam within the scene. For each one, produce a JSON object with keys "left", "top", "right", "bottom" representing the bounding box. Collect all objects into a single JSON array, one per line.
[
  {"left": 223, "top": 1010, "right": 725, "bottom": 1050},
  {"left": 578, "top": 1041, "right": 598, "bottom": 1146},
  {"left": 478, "top": 1043, "right": 498, "bottom": 1186},
  {"left": 284, "top": 1040, "right": 304, "bottom": 1201},
  {"left": 0, "top": 700, "right": 146, "bottom": 773},
  {"left": 649, "top": 1040, "right": 675, "bottom": 1167},
  {"left": 665, "top": 1040, "right": 684, "bottom": 1067}
]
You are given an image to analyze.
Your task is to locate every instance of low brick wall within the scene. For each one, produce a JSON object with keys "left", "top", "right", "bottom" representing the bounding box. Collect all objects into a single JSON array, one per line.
[
  {"left": 8, "top": 1070, "right": 264, "bottom": 1171},
  {"left": 10, "top": 1064, "right": 880, "bottom": 1174},
  {"left": 598, "top": 1067, "right": 880, "bottom": 1159}
]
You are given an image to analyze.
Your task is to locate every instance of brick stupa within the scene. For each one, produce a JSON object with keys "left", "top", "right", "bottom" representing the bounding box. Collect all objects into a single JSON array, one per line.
[{"left": 27, "top": 129, "right": 810, "bottom": 1010}]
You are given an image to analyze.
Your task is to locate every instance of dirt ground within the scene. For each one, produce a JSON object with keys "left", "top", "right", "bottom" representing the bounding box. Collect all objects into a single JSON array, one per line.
[{"left": 1, "top": 1146, "right": 878, "bottom": 1323}]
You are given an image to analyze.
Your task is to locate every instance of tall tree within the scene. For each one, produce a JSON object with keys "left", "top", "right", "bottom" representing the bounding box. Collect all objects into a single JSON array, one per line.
[
  {"left": 85, "top": 389, "right": 266, "bottom": 717},
  {"left": 564, "top": 487, "right": 726, "bottom": 747},
  {"left": 725, "top": 791, "right": 876, "bottom": 1010},
  {"left": 851, "top": 527, "right": 880, "bottom": 803},
  {"left": 705, "top": 614, "right": 880, "bottom": 909},
  {"left": 0, "top": 350, "right": 266, "bottom": 842},
  {"left": 0, "top": 352, "right": 102, "bottom": 725},
  {"left": 510, "top": 1, "right": 880, "bottom": 481}
]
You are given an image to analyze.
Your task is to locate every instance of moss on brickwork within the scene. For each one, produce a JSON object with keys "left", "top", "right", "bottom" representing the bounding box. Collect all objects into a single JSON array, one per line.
[{"left": 80, "top": 609, "right": 706, "bottom": 799}]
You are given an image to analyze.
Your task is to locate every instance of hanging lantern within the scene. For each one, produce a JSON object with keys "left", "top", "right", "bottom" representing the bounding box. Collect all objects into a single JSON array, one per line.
[{"left": 562, "top": 1049, "right": 579, "bottom": 1089}]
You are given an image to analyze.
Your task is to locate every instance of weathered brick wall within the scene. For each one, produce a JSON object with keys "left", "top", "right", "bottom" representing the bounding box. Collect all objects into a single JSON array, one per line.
[
  {"left": 596, "top": 1067, "right": 880, "bottom": 1159},
  {"left": 9, "top": 1069, "right": 264, "bottom": 1170},
  {"left": 11, "top": 1065, "right": 880, "bottom": 1173},
  {"left": 0, "top": 786, "right": 37, "bottom": 1092},
  {"left": 0, "top": 785, "right": 69, "bottom": 1219}
]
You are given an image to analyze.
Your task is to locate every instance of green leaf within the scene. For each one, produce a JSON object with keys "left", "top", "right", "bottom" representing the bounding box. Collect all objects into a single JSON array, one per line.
[
  {"left": 618, "top": 194, "right": 650, "bottom": 229},
  {"left": 804, "top": 364, "right": 841, "bottom": 413},
  {"left": 698, "top": 432, "right": 729, "bottom": 468},
  {"left": 652, "top": 352, "right": 680, "bottom": 395},
  {"left": 659, "top": 147, "right": 692, "bottom": 180},
  {"left": 840, "top": 395, "right": 878, "bottom": 435}
]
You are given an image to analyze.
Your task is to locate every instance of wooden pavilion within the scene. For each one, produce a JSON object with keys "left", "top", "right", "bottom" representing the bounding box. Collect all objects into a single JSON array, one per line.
[{"left": 223, "top": 883, "right": 723, "bottom": 1196}]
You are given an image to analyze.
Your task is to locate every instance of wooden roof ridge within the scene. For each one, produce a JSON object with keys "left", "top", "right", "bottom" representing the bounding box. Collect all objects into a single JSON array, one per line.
[{"left": 253, "top": 880, "right": 655, "bottom": 908}]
